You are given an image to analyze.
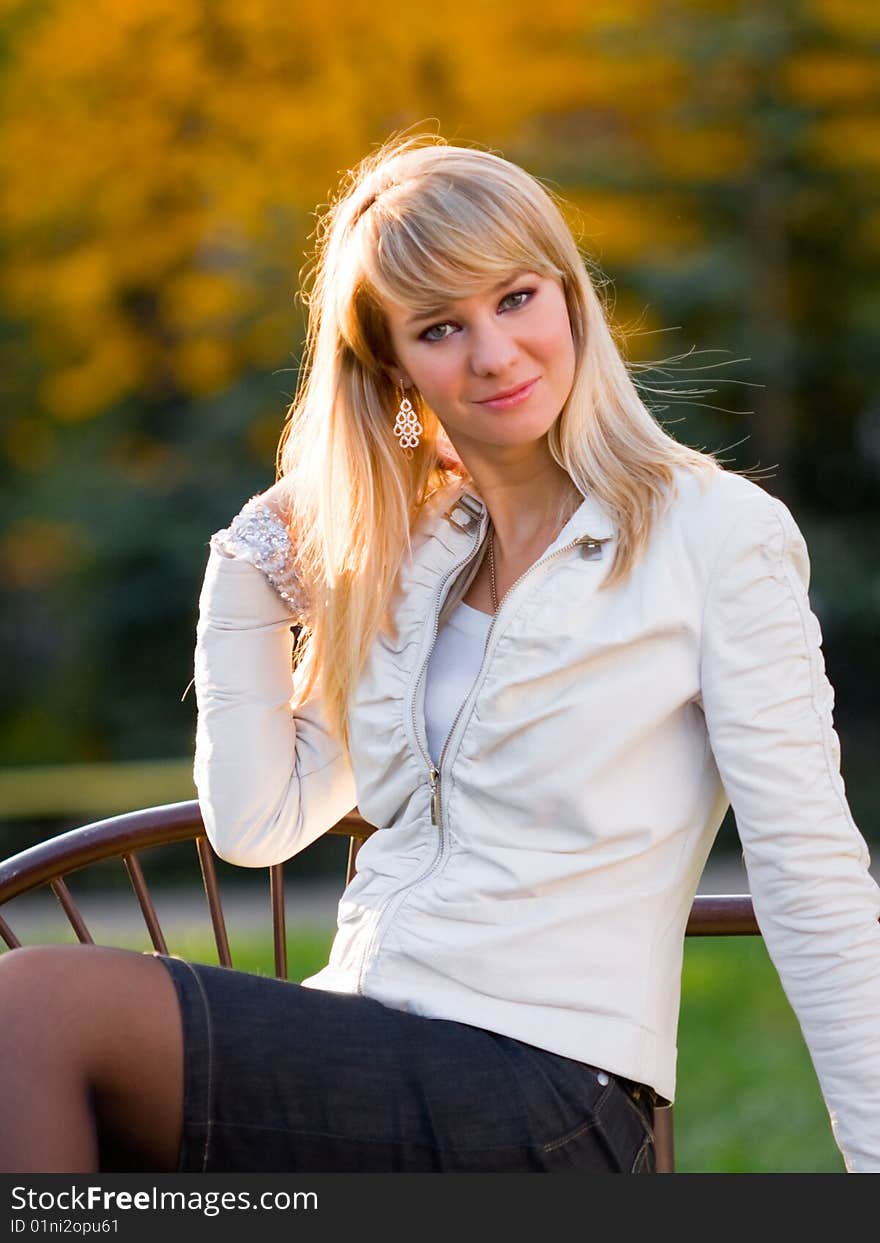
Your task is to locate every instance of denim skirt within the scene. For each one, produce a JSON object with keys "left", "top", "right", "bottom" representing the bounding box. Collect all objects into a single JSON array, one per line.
[{"left": 153, "top": 954, "right": 656, "bottom": 1174}]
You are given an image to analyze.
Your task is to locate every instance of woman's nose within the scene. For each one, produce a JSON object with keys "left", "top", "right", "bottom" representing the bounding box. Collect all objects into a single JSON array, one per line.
[{"left": 468, "top": 318, "right": 520, "bottom": 376}]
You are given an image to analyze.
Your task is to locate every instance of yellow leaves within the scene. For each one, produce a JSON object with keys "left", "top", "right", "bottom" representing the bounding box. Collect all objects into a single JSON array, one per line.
[
  {"left": 806, "top": 114, "right": 880, "bottom": 172},
  {"left": 805, "top": 0, "right": 880, "bottom": 38},
  {"left": 21, "top": 0, "right": 196, "bottom": 89},
  {"left": 241, "top": 310, "right": 300, "bottom": 368},
  {"left": 42, "top": 329, "right": 144, "bottom": 421},
  {"left": 783, "top": 51, "right": 880, "bottom": 107},
  {"left": 1, "top": 0, "right": 878, "bottom": 429},
  {"left": 109, "top": 209, "right": 207, "bottom": 285},
  {"left": 174, "top": 336, "right": 235, "bottom": 396},
  {"left": 43, "top": 245, "right": 113, "bottom": 320},
  {"left": 562, "top": 190, "right": 703, "bottom": 264},
  {"left": 162, "top": 271, "right": 242, "bottom": 334},
  {"left": 650, "top": 126, "right": 753, "bottom": 181}
]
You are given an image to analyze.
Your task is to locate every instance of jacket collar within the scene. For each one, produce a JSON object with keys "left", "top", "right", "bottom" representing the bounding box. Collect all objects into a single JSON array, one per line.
[
  {"left": 440, "top": 478, "right": 616, "bottom": 552},
  {"left": 421, "top": 479, "right": 615, "bottom": 630}
]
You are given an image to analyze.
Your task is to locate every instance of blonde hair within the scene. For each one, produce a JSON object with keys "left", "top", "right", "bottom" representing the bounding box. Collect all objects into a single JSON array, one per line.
[{"left": 277, "top": 132, "right": 722, "bottom": 752}]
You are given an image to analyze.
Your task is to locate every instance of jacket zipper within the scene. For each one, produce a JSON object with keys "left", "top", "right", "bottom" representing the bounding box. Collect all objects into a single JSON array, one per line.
[
  {"left": 356, "top": 525, "right": 608, "bottom": 993},
  {"left": 355, "top": 520, "right": 486, "bottom": 991},
  {"left": 416, "top": 532, "right": 607, "bottom": 836}
]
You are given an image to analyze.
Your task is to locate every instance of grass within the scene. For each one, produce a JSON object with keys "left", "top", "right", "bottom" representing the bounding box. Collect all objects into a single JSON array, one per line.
[
  {"left": 677, "top": 937, "right": 844, "bottom": 1173},
  {"left": 4, "top": 924, "right": 844, "bottom": 1173}
]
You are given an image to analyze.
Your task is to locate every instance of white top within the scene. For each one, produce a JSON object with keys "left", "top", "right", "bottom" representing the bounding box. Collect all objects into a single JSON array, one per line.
[{"left": 424, "top": 601, "right": 494, "bottom": 767}]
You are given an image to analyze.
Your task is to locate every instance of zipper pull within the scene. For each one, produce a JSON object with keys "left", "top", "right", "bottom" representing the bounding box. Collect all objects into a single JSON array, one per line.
[
  {"left": 580, "top": 535, "right": 610, "bottom": 560},
  {"left": 429, "top": 767, "right": 441, "bottom": 826}
]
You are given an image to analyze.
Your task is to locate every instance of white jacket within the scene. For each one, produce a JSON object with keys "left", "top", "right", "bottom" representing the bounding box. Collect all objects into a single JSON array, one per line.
[{"left": 193, "top": 465, "right": 880, "bottom": 1172}]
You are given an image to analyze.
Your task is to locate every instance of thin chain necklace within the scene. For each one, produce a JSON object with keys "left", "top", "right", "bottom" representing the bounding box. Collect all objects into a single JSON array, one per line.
[{"left": 487, "top": 499, "right": 579, "bottom": 616}]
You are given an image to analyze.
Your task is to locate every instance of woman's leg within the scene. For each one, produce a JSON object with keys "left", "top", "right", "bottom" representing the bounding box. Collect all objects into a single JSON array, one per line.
[{"left": 0, "top": 943, "right": 184, "bottom": 1173}]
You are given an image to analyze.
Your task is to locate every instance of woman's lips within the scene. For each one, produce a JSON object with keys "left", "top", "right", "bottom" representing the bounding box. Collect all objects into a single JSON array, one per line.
[{"left": 477, "top": 377, "right": 540, "bottom": 410}]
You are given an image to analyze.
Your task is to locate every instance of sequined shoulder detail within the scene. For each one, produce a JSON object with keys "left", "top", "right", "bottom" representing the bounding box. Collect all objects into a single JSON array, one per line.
[{"left": 210, "top": 494, "right": 311, "bottom": 623}]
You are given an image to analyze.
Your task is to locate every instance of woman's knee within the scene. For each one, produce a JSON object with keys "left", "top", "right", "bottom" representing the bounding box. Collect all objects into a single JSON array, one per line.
[
  {"left": 0, "top": 941, "right": 150, "bottom": 1009},
  {"left": 0, "top": 944, "right": 109, "bottom": 1047},
  {"left": 0, "top": 943, "right": 185, "bottom": 1172},
  {"left": 0, "top": 943, "right": 183, "bottom": 1076}
]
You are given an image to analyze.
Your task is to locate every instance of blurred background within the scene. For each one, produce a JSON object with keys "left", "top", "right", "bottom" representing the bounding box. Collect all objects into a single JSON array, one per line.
[
  {"left": 1, "top": 0, "right": 878, "bottom": 860},
  {"left": 1, "top": 0, "right": 878, "bottom": 1175}
]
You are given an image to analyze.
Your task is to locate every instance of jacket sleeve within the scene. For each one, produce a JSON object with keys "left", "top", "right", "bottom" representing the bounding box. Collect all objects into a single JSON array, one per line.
[
  {"left": 699, "top": 491, "right": 880, "bottom": 1173},
  {"left": 192, "top": 546, "right": 358, "bottom": 868}
]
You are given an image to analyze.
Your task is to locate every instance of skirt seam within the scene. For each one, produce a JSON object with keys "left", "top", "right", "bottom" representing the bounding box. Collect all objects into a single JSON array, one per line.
[{"left": 175, "top": 956, "right": 216, "bottom": 1173}]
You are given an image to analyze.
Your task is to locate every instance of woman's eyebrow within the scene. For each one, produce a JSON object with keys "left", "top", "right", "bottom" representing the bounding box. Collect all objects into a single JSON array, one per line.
[{"left": 405, "top": 273, "right": 525, "bottom": 326}]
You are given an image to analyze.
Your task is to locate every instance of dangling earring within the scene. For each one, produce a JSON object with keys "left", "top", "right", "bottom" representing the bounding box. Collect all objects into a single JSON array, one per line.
[{"left": 393, "top": 383, "right": 422, "bottom": 458}]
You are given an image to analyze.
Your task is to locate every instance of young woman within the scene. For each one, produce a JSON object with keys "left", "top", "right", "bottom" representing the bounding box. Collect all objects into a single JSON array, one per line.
[{"left": 2, "top": 133, "right": 878, "bottom": 1174}]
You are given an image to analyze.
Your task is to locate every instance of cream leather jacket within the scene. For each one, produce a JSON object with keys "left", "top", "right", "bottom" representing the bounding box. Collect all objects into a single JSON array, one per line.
[{"left": 193, "top": 465, "right": 880, "bottom": 1172}]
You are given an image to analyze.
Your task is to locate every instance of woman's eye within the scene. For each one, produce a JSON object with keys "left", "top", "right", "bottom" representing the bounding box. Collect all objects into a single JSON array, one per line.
[
  {"left": 420, "top": 288, "right": 535, "bottom": 343},
  {"left": 422, "top": 322, "right": 454, "bottom": 343},
  {"left": 501, "top": 289, "right": 532, "bottom": 311}
]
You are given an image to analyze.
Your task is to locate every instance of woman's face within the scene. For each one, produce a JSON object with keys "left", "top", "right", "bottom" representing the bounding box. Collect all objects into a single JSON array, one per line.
[{"left": 381, "top": 270, "right": 576, "bottom": 464}]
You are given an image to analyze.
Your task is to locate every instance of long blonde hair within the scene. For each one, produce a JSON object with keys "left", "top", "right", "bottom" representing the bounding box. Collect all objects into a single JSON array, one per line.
[{"left": 277, "top": 132, "right": 722, "bottom": 752}]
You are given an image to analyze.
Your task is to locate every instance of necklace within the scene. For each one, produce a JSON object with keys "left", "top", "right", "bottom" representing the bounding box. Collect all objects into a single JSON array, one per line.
[
  {"left": 488, "top": 524, "right": 498, "bottom": 614},
  {"left": 487, "top": 497, "right": 580, "bottom": 615}
]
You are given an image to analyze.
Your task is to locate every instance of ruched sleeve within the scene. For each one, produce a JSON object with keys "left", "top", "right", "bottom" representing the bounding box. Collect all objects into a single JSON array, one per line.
[
  {"left": 699, "top": 491, "right": 880, "bottom": 1172},
  {"left": 192, "top": 544, "right": 357, "bottom": 869}
]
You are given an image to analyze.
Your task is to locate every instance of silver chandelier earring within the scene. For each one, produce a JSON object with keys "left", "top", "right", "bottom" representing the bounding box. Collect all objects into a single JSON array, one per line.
[{"left": 393, "top": 383, "right": 422, "bottom": 459}]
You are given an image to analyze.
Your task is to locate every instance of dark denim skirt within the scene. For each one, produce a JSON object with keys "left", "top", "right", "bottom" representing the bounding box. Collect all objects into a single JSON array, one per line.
[{"left": 153, "top": 954, "right": 656, "bottom": 1174}]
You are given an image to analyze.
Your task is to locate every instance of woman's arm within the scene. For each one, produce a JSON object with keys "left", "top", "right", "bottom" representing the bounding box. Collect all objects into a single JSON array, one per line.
[
  {"left": 192, "top": 494, "right": 357, "bottom": 868},
  {"left": 699, "top": 489, "right": 880, "bottom": 1173}
]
